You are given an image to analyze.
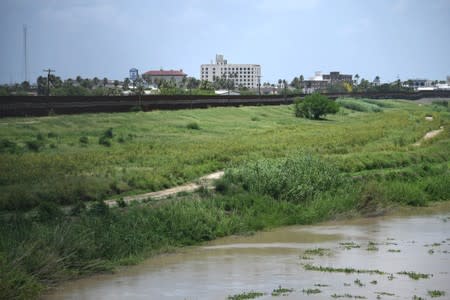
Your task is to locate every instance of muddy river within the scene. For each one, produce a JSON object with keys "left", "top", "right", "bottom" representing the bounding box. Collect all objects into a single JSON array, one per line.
[{"left": 45, "top": 212, "right": 450, "bottom": 299}]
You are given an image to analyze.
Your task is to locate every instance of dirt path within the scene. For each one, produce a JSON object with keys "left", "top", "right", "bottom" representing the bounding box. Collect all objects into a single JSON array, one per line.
[
  {"left": 105, "top": 171, "right": 224, "bottom": 207},
  {"left": 413, "top": 126, "right": 444, "bottom": 146}
]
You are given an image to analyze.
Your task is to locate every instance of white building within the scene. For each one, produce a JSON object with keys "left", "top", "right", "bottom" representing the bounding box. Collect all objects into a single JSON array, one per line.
[{"left": 200, "top": 54, "right": 261, "bottom": 89}]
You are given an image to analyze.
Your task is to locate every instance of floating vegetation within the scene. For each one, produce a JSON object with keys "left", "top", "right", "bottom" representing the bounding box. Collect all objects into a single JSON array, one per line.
[
  {"left": 375, "top": 292, "right": 395, "bottom": 296},
  {"left": 367, "top": 241, "right": 380, "bottom": 251},
  {"left": 428, "top": 249, "right": 435, "bottom": 254},
  {"left": 340, "top": 242, "right": 361, "bottom": 250},
  {"left": 388, "top": 249, "right": 401, "bottom": 253},
  {"left": 227, "top": 291, "right": 265, "bottom": 300},
  {"left": 428, "top": 290, "right": 446, "bottom": 298},
  {"left": 387, "top": 238, "right": 396, "bottom": 241},
  {"left": 412, "top": 296, "right": 426, "bottom": 300},
  {"left": 302, "top": 288, "right": 321, "bottom": 295},
  {"left": 354, "top": 279, "right": 364, "bottom": 287},
  {"left": 300, "top": 255, "right": 313, "bottom": 260},
  {"left": 331, "top": 294, "right": 366, "bottom": 299},
  {"left": 271, "top": 286, "right": 294, "bottom": 296},
  {"left": 314, "top": 283, "right": 329, "bottom": 287},
  {"left": 344, "top": 283, "right": 351, "bottom": 287},
  {"left": 397, "top": 271, "right": 432, "bottom": 280},
  {"left": 387, "top": 274, "right": 395, "bottom": 280},
  {"left": 303, "top": 264, "right": 385, "bottom": 275},
  {"left": 304, "top": 248, "right": 331, "bottom": 256},
  {"left": 370, "top": 280, "right": 378, "bottom": 285}
]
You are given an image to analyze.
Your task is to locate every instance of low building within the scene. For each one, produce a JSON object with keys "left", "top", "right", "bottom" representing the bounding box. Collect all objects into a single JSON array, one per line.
[
  {"left": 408, "top": 79, "right": 433, "bottom": 90},
  {"left": 200, "top": 54, "right": 261, "bottom": 89},
  {"left": 322, "top": 71, "right": 352, "bottom": 84},
  {"left": 303, "top": 71, "right": 353, "bottom": 93},
  {"left": 143, "top": 69, "right": 187, "bottom": 85}
]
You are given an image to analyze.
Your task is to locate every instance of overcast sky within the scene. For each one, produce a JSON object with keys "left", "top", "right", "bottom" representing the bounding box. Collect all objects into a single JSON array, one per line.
[{"left": 1, "top": 0, "right": 449, "bottom": 84}]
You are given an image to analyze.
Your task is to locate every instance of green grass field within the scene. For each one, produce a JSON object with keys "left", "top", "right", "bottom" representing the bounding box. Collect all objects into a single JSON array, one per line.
[
  {"left": 1, "top": 98, "right": 449, "bottom": 299},
  {"left": 0, "top": 99, "right": 448, "bottom": 210}
]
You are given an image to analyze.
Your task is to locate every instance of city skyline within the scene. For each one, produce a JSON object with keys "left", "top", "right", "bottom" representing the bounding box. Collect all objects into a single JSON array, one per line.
[{"left": 1, "top": 0, "right": 449, "bottom": 85}]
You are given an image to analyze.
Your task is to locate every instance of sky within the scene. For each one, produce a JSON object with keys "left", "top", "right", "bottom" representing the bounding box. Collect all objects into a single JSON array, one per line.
[{"left": 1, "top": 0, "right": 449, "bottom": 85}]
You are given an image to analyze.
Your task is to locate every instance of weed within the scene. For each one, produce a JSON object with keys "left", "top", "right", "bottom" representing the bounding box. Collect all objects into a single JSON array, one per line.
[
  {"left": 79, "top": 136, "right": 89, "bottom": 144},
  {"left": 340, "top": 242, "right": 361, "bottom": 250},
  {"left": 227, "top": 291, "right": 265, "bottom": 299},
  {"left": 375, "top": 292, "right": 395, "bottom": 296},
  {"left": 354, "top": 279, "right": 364, "bottom": 287},
  {"left": 304, "top": 248, "right": 331, "bottom": 256},
  {"left": 272, "top": 286, "right": 294, "bottom": 296},
  {"left": 186, "top": 122, "right": 200, "bottom": 130},
  {"left": 428, "top": 290, "right": 445, "bottom": 298},
  {"left": 303, "top": 264, "right": 385, "bottom": 275},
  {"left": 397, "top": 271, "right": 431, "bottom": 280},
  {"left": 302, "top": 288, "right": 321, "bottom": 295},
  {"left": 388, "top": 249, "right": 401, "bottom": 253}
]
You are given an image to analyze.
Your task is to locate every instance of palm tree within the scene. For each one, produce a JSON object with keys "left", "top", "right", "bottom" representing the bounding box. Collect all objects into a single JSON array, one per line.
[{"left": 354, "top": 74, "right": 360, "bottom": 86}]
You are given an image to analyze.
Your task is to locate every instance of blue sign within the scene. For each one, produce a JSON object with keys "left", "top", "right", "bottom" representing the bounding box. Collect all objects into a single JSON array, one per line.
[{"left": 129, "top": 68, "right": 139, "bottom": 81}]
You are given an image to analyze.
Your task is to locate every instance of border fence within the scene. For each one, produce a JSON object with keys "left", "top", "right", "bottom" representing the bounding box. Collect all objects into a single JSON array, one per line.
[{"left": 1, "top": 91, "right": 449, "bottom": 117}]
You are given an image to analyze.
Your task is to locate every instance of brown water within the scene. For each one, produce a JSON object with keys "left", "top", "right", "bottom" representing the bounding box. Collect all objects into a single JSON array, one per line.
[{"left": 45, "top": 213, "right": 450, "bottom": 300}]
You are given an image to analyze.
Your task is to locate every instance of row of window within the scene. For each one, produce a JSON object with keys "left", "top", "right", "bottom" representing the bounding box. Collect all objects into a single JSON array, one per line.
[{"left": 202, "top": 67, "right": 255, "bottom": 71}]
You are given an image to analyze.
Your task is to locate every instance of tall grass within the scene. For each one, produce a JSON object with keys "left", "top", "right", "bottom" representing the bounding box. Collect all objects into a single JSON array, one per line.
[{"left": 336, "top": 98, "right": 383, "bottom": 112}]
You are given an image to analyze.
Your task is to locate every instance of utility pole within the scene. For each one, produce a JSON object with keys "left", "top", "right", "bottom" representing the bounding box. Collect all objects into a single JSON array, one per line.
[
  {"left": 23, "top": 25, "right": 28, "bottom": 83},
  {"left": 43, "top": 68, "right": 55, "bottom": 96}
]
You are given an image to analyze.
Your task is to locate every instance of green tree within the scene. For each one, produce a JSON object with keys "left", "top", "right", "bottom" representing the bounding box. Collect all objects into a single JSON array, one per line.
[{"left": 294, "top": 93, "right": 339, "bottom": 120}]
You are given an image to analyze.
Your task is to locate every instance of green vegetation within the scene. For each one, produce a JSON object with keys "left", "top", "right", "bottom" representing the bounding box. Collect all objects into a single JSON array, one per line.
[
  {"left": 227, "top": 291, "right": 265, "bottom": 300},
  {"left": 294, "top": 93, "right": 339, "bottom": 119},
  {"left": 428, "top": 290, "right": 446, "bottom": 298},
  {"left": 272, "top": 286, "right": 294, "bottom": 296},
  {"left": 303, "top": 264, "right": 385, "bottom": 275},
  {"left": 337, "top": 98, "right": 383, "bottom": 112},
  {"left": 0, "top": 99, "right": 449, "bottom": 298},
  {"left": 397, "top": 271, "right": 431, "bottom": 280},
  {"left": 304, "top": 248, "right": 331, "bottom": 256},
  {"left": 332, "top": 294, "right": 366, "bottom": 299},
  {"left": 302, "top": 288, "right": 321, "bottom": 295}
]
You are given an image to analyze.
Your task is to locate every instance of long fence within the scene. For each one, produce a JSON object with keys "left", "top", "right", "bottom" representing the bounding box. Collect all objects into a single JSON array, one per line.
[{"left": 1, "top": 91, "right": 449, "bottom": 117}]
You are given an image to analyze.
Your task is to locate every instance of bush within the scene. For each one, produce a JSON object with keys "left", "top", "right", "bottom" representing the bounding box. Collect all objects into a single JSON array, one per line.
[
  {"left": 294, "top": 93, "right": 339, "bottom": 120},
  {"left": 103, "top": 128, "right": 114, "bottom": 138},
  {"left": 25, "top": 140, "right": 44, "bottom": 152},
  {"left": 186, "top": 122, "right": 200, "bottom": 130},
  {"left": 98, "top": 136, "right": 111, "bottom": 147},
  {"left": 336, "top": 98, "right": 382, "bottom": 112},
  {"left": 222, "top": 154, "right": 346, "bottom": 203},
  {"left": 79, "top": 136, "right": 89, "bottom": 144},
  {"left": 0, "top": 139, "right": 18, "bottom": 153}
]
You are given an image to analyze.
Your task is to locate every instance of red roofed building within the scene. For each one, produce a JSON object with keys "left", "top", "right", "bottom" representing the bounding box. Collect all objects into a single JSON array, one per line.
[{"left": 143, "top": 69, "right": 187, "bottom": 85}]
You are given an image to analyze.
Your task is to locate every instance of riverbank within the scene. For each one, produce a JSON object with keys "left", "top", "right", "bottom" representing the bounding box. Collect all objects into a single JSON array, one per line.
[
  {"left": 1, "top": 99, "right": 449, "bottom": 299},
  {"left": 43, "top": 202, "right": 450, "bottom": 300}
]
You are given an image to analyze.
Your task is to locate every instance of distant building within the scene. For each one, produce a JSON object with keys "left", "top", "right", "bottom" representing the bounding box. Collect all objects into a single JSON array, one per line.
[
  {"left": 143, "top": 69, "right": 187, "bottom": 85},
  {"left": 200, "top": 54, "right": 261, "bottom": 89},
  {"left": 303, "top": 71, "right": 352, "bottom": 93},
  {"left": 303, "top": 71, "right": 329, "bottom": 93},
  {"left": 322, "top": 71, "right": 352, "bottom": 84},
  {"left": 407, "top": 79, "right": 432, "bottom": 90}
]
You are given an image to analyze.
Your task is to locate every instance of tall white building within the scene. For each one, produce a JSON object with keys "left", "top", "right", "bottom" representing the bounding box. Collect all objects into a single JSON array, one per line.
[{"left": 200, "top": 54, "right": 261, "bottom": 89}]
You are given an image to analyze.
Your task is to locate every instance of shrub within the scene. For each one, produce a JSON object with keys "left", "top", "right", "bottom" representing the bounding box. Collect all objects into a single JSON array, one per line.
[
  {"left": 103, "top": 128, "right": 114, "bottom": 138},
  {"left": 98, "top": 136, "right": 111, "bottom": 147},
  {"left": 79, "top": 136, "right": 89, "bottom": 144},
  {"left": 36, "top": 201, "right": 64, "bottom": 222},
  {"left": 294, "top": 93, "right": 339, "bottom": 120},
  {"left": 223, "top": 154, "right": 346, "bottom": 203},
  {"left": 47, "top": 132, "right": 58, "bottom": 138},
  {"left": 336, "top": 98, "right": 382, "bottom": 112},
  {"left": 0, "top": 139, "right": 18, "bottom": 153},
  {"left": 25, "top": 140, "right": 44, "bottom": 152},
  {"left": 186, "top": 122, "right": 200, "bottom": 130}
]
